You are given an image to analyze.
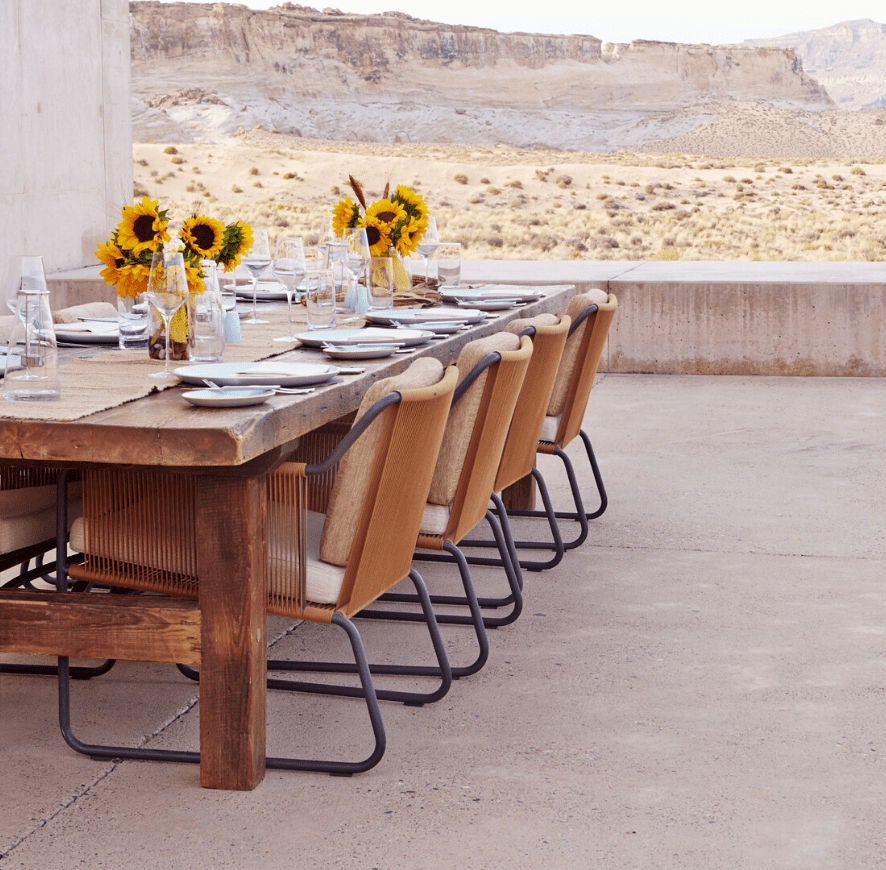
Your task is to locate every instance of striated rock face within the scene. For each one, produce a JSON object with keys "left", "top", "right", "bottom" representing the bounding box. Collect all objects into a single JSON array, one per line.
[
  {"left": 130, "top": 1, "right": 833, "bottom": 149},
  {"left": 747, "top": 19, "right": 886, "bottom": 109}
]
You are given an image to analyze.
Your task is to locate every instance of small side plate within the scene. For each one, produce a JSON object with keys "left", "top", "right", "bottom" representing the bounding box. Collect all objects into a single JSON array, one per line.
[
  {"left": 322, "top": 344, "right": 399, "bottom": 360},
  {"left": 182, "top": 387, "right": 275, "bottom": 408}
]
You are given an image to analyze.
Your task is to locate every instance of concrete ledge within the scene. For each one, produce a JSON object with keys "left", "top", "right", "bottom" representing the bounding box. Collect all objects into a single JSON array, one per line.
[
  {"left": 461, "top": 260, "right": 886, "bottom": 377},
  {"left": 49, "top": 260, "right": 886, "bottom": 377}
]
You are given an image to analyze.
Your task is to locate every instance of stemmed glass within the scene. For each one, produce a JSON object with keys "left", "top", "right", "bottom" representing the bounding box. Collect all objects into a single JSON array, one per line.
[
  {"left": 416, "top": 215, "right": 439, "bottom": 283},
  {"left": 145, "top": 250, "right": 189, "bottom": 384},
  {"left": 273, "top": 236, "right": 306, "bottom": 343},
  {"left": 242, "top": 228, "right": 271, "bottom": 325},
  {"left": 342, "top": 227, "right": 370, "bottom": 308}
]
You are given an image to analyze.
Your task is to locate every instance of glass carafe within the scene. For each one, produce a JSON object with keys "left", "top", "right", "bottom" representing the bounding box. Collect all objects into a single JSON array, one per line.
[{"left": 3, "top": 256, "right": 61, "bottom": 401}]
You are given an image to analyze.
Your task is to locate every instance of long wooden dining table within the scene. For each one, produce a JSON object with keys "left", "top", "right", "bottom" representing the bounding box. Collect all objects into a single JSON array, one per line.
[{"left": 0, "top": 284, "right": 575, "bottom": 789}]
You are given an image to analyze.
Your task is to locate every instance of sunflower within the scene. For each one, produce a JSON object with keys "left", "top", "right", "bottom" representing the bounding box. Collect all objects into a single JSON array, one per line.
[
  {"left": 217, "top": 220, "right": 253, "bottom": 270},
  {"left": 95, "top": 239, "right": 126, "bottom": 287},
  {"left": 116, "top": 263, "right": 151, "bottom": 300},
  {"left": 393, "top": 215, "right": 427, "bottom": 258},
  {"left": 332, "top": 197, "right": 360, "bottom": 237},
  {"left": 116, "top": 196, "right": 169, "bottom": 256},
  {"left": 180, "top": 214, "right": 226, "bottom": 260},
  {"left": 361, "top": 214, "right": 394, "bottom": 257}
]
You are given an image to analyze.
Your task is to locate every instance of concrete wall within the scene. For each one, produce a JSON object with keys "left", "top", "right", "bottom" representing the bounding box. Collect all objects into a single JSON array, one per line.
[{"left": 0, "top": 0, "right": 131, "bottom": 308}]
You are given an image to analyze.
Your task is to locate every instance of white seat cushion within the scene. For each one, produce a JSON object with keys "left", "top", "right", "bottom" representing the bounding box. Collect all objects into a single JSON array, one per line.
[
  {"left": 539, "top": 414, "right": 562, "bottom": 443},
  {"left": 1, "top": 486, "right": 81, "bottom": 555},
  {"left": 268, "top": 508, "right": 344, "bottom": 606},
  {"left": 419, "top": 502, "right": 451, "bottom": 536}
]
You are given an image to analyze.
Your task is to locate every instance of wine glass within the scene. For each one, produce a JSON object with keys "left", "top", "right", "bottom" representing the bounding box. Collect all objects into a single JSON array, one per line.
[
  {"left": 242, "top": 228, "right": 271, "bottom": 325},
  {"left": 145, "top": 250, "right": 189, "bottom": 384},
  {"left": 416, "top": 215, "right": 439, "bottom": 283},
  {"left": 273, "top": 236, "right": 306, "bottom": 343},
  {"left": 342, "top": 227, "right": 370, "bottom": 310}
]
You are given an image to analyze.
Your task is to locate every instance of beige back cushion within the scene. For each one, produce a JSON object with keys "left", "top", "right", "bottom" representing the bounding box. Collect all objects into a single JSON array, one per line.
[
  {"left": 548, "top": 289, "right": 609, "bottom": 417},
  {"left": 320, "top": 357, "right": 445, "bottom": 566},
  {"left": 506, "top": 312, "right": 559, "bottom": 335},
  {"left": 427, "top": 332, "right": 520, "bottom": 506}
]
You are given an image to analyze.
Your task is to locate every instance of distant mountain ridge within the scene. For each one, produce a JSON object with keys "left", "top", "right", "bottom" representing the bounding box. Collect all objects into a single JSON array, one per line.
[
  {"left": 129, "top": 2, "right": 886, "bottom": 156},
  {"left": 747, "top": 18, "right": 886, "bottom": 109}
]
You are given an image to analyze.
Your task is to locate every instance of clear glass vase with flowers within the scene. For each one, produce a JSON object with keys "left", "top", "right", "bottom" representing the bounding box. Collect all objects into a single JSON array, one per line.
[{"left": 95, "top": 196, "right": 252, "bottom": 360}]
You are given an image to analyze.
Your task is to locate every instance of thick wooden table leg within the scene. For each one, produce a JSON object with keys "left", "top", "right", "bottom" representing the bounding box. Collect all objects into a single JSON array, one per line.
[
  {"left": 196, "top": 473, "right": 267, "bottom": 790},
  {"left": 501, "top": 472, "right": 536, "bottom": 510}
]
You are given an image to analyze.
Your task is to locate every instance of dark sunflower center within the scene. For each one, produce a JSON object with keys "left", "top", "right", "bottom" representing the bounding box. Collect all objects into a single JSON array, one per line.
[
  {"left": 133, "top": 214, "right": 156, "bottom": 243},
  {"left": 115, "top": 257, "right": 125, "bottom": 268},
  {"left": 365, "top": 226, "right": 381, "bottom": 247},
  {"left": 193, "top": 224, "right": 216, "bottom": 250},
  {"left": 375, "top": 211, "right": 397, "bottom": 223}
]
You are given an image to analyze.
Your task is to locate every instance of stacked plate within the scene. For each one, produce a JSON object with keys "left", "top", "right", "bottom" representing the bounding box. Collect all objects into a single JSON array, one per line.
[
  {"left": 295, "top": 327, "right": 434, "bottom": 348},
  {"left": 174, "top": 361, "right": 340, "bottom": 388}
]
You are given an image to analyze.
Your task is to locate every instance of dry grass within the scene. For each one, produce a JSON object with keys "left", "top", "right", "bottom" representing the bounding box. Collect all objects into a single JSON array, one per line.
[{"left": 133, "top": 131, "right": 886, "bottom": 262}]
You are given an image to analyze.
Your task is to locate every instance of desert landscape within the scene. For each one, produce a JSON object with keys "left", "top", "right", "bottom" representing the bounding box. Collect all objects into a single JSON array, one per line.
[
  {"left": 129, "top": 4, "right": 886, "bottom": 263},
  {"left": 134, "top": 129, "right": 886, "bottom": 262}
]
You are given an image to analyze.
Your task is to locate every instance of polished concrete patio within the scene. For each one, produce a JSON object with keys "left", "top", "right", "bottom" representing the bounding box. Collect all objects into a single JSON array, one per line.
[{"left": 2, "top": 372, "right": 885, "bottom": 868}]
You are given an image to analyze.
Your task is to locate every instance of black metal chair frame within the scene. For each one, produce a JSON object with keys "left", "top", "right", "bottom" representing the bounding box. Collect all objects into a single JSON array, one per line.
[{"left": 56, "top": 384, "right": 453, "bottom": 775}]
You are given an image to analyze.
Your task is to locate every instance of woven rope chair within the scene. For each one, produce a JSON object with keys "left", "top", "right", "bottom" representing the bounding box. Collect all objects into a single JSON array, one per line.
[
  {"left": 0, "top": 465, "right": 110, "bottom": 679},
  {"left": 456, "top": 312, "right": 571, "bottom": 611},
  {"left": 505, "top": 290, "right": 618, "bottom": 569},
  {"left": 60, "top": 358, "right": 457, "bottom": 775},
  {"left": 364, "top": 332, "right": 532, "bottom": 676}
]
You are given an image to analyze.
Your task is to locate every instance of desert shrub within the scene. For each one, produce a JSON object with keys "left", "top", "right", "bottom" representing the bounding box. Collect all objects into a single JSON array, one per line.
[
  {"left": 654, "top": 247, "right": 681, "bottom": 260},
  {"left": 253, "top": 181, "right": 263, "bottom": 188},
  {"left": 780, "top": 166, "right": 793, "bottom": 174},
  {"left": 723, "top": 175, "right": 737, "bottom": 183},
  {"left": 454, "top": 173, "right": 469, "bottom": 185},
  {"left": 506, "top": 179, "right": 523, "bottom": 189},
  {"left": 851, "top": 167, "right": 866, "bottom": 176},
  {"left": 487, "top": 187, "right": 501, "bottom": 195},
  {"left": 282, "top": 172, "right": 300, "bottom": 180},
  {"left": 487, "top": 236, "right": 503, "bottom": 248},
  {"left": 170, "top": 156, "right": 185, "bottom": 165},
  {"left": 231, "top": 184, "right": 243, "bottom": 193},
  {"left": 163, "top": 146, "right": 178, "bottom": 155},
  {"left": 555, "top": 175, "right": 572, "bottom": 188},
  {"left": 651, "top": 201, "right": 675, "bottom": 211},
  {"left": 249, "top": 167, "right": 260, "bottom": 176}
]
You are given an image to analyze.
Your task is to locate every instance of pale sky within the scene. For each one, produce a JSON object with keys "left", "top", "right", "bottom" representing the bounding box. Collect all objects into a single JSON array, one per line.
[{"left": 145, "top": 0, "right": 884, "bottom": 43}]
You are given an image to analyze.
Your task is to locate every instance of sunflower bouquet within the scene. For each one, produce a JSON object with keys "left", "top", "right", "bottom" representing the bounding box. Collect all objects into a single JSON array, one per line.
[
  {"left": 332, "top": 177, "right": 429, "bottom": 288},
  {"left": 96, "top": 196, "right": 252, "bottom": 359}
]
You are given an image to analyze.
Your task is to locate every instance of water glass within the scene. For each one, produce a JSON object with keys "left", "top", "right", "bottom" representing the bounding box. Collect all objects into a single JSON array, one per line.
[
  {"left": 117, "top": 294, "right": 150, "bottom": 349},
  {"left": 367, "top": 257, "right": 395, "bottom": 310},
  {"left": 304, "top": 268, "right": 336, "bottom": 330},
  {"left": 435, "top": 242, "right": 462, "bottom": 288}
]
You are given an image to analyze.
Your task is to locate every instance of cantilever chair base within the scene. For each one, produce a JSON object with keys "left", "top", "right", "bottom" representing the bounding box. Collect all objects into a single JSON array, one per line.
[
  {"left": 58, "top": 611, "right": 388, "bottom": 777},
  {"left": 175, "top": 569, "right": 453, "bottom": 708},
  {"left": 505, "top": 429, "right": 608, "bottom": 559},
  {"left": 361, "top": 541, "right": 490, "bottom": 678},
  {"left": 389, "top": 501, "right": 525, "bottom": 627}
]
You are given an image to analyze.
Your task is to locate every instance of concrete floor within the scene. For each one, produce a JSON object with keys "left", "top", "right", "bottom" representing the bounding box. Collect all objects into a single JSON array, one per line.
[{"left": 1, "top": 373, "right": 885, "bottom": 869}]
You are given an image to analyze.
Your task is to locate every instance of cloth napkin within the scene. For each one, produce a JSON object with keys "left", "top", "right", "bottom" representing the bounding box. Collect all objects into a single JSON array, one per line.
[{"left": 52, "top": 301, "right": 119, "bottom": 324}]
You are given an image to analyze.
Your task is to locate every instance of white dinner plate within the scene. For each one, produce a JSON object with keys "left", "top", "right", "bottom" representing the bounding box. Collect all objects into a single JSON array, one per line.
[
  {"left": 54, "top": 324, "right": 120, "bottom": 345},
  {"left": 439, "top": 285, "right": 542, "bottom": 304},
  {"left": 174, "top": 361, "right": 340, "bottom": 388},
  {"left": 296, "top": 327, "right": 433, "bottom": 348},
  {"left": 182, "top": 387, "right": 275, "bottom": 408},
  {"left": 364, "top": 307, "right": 486, "bottom": 326},
  {"left": 455, "top": 298, "right": 524, "bottom": 312},
  {"left": 322, "top": 344, "right": 399, "bottom": 360},
  {"left": 235, "top": 280, "right": 289, "bottom": 301},
  {"left": 412, "top": 320, "right": 469, "bottom": 335}
]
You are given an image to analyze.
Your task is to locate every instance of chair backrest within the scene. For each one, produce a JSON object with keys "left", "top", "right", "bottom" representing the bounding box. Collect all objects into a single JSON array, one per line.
[
  {"left": 547, "top": 290, "right": 618, "bottom": 447},
  {"left": 426, "top": 332, "right": 533, "bottom": 544},
  {"left": 495, "top": 312, "right": 571, "bottom": 492},
  {"left": 270, "top": 358, "right": 459, "bottom": 619}
]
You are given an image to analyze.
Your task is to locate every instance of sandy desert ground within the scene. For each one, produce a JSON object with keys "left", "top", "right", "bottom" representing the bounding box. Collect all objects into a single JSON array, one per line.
[{"left": 133, "top": 129, "right": 886, "bottom": 262}]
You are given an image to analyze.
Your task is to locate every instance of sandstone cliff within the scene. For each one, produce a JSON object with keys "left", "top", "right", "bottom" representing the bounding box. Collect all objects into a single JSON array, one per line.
[{"left": 130, "top": 1, "right": 834, "bottom": 150}]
